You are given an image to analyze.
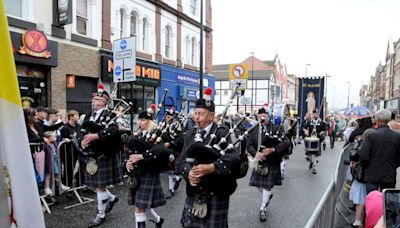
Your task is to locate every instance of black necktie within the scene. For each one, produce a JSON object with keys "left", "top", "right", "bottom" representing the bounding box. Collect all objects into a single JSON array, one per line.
[
  {"left": 200, "top": 129, "right": 207, "bottom": 139},
  {"left": 92, "top": 111, "right": 97, "bottom": 118}
]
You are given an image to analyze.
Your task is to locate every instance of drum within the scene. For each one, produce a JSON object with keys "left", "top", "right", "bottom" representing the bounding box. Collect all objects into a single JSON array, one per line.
[
  {"left": 271, "top": 103, "right": 290, "bottom": 130},
  {"left": 304, "top": 136, "right": 320, "bottom": 152}
]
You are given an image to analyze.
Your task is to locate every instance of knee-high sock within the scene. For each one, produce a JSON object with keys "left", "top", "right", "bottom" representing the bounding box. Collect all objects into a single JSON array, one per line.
[
  {"left": 135, "top": 212, "right": 147, "bottom": 228},
  {"left": 106, "top": 188, "right": 116, "bottom": 202},
  {"left": 146, "top": 208, "right": 160, "bottom": 223},
  {"left": 168, "top": 175, "right": 175, "bottom": 191},
  {"left": 261, "top": 189, "right": 272, "bottom": 210},
  {"left": 97, "top": 192, "right": 108, "bottom": 217},
  {"left": 280, "top": 160, "right": 287, "bottom": 172}
]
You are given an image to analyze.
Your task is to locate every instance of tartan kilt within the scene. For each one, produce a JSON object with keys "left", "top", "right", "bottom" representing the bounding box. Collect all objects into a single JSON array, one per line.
[
  {"left": 84, "top": 154, "right": 122, "bottom": 188},
  {"left": 249, "top": 165, "right": 281, "bottom": 189},
  {"left": 181, "top": 195, "right": 229, "bottom": 228},
  {"left": 131, "top": 172, "right": 166, "bottom": 209}
]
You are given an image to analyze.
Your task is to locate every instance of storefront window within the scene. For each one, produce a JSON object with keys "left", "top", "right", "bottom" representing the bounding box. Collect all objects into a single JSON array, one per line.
[
  {"left": 215, "top": 91, "right": 221, "bottom": 105},
  {"left": 17, "top": 65, "right": 48, "bottom": 108},
  {"left": 257, "top": 80, "right": 269, "bottom": 88},
  {"left": 215, "top": 81, "right": 221, "bottom": 89},
  {"left": 221, "top": 81, "right": 229, "bottom": 89},
  {"left": 256, "top": 89, "right": 268, "bottom": 105}
]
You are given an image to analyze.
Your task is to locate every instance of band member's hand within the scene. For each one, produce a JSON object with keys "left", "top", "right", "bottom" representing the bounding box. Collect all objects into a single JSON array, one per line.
[
  {"left": 164, "top": 142, "right": 170, "bottom": 148},
  {"left": 84, "top": 133, "right": 99, "bottom": 143},
  {"left": 261, "top": 147, "right": 275, "bottom": 156},
  {"left": 126, "top": 160, "right": 134, "bottom": 172},
  {"left": 188, "top": 169, "right": 201, "bottom": 186},
  {"left": 191, "top": 164, "right": 216, "bottom": 178},
  {"left": 64, "top": 138, "right": 71, "bottom": 143},
  {"left": 133, "top": 131, "right": 139, "bottom": 137},
  {"left": 81, "top": 139, "right": 89, "bottom": 149},
  {"left": 257, "top": 152, "right": 266, "bottom": 161},
  {"left": 128, "top": 154, "right": 144, "bottom": 164}
]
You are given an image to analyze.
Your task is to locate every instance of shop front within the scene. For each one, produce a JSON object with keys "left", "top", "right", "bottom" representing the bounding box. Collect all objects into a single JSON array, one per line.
[
  {"left": 158, "top": 64, "right": 215, "bottom": 117},
  {"left": 385, "top": 97, "right": 400, "bottom": 114},
  {"left": 11, "top": 30, "right": 58, "bottom": 108},
  {"left": 100, "top": 51, "right": 161, "bottom": 129}
]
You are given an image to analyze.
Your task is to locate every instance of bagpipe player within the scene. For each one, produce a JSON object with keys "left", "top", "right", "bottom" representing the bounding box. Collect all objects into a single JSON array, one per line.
[
  {"left": 78, "top": 84, "right": 122, "bottom": 227},
  {"left": 177, "top": 87, "right": 243, "bottom": 228},
  {"left": 247, "top": 107, "right": 291, "bottom": 222}
]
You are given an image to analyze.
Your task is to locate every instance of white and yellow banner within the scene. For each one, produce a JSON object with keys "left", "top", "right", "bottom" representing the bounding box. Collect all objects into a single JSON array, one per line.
[{"left": 0, "top": 0, "right": 45, "bottom": 227}]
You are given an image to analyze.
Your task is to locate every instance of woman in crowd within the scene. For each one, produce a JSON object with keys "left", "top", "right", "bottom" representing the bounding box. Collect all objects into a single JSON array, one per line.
[{"left": 348, "top": 117, "right": 373, "bottom": 227}]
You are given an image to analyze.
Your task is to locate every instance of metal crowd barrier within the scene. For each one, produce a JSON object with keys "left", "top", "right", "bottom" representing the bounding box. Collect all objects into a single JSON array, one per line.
[
  {"left": 304, "top": 144, "right": 351, "bottom": 228},
  {"left": 30, "top": 142, "right": 55, "bottom": 213},
  {"left": 57, "top": 140, "right": 95, "bottom": 210}
]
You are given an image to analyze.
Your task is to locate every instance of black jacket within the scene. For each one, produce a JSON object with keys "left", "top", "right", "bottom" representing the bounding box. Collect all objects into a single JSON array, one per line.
[
  {"left": 34, "top": 119, "right": 63, "bottom": 137},
  {"left": 178, "top": 123, "right": 240, "bottom": 197},
  {"left": 246, "top": 123, "right": 291, "bottom": 166},
  {"left": 77, "top": 110, "right": 120, "bottom": 157},
  {"left": 359, "top": 125, "right": 400, "bottom": 184}
]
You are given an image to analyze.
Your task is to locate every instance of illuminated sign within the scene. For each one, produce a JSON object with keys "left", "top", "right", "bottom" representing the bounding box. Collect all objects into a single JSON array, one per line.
[{"left": 18, "top": 29, "right": 52, "bottom": 58}]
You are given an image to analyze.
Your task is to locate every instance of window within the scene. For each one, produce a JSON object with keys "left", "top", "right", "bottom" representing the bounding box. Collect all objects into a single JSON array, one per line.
[
  {"left": 165, "top": 26, "right": 171, "bottom": 58},
  {"left": 130, "top": 12, "right": 136, "bottom": 37},
  {"left": 191, "top": 37, "right": 196, "bottom": 65},
  {"left": 5, "top": 0, "right": 22, "bottom": 17},
  {"left": 76, "top": 0, "right": 88, "bottom": 36},
  {"left": 190, "top": 0, "right": 197, "bottom": 15},
  {"left": 185, "top": 36, "right": 190, "bottom": 64},
  {"left": 120, "top": 9, "right": 125, "bottom": 38},
  {"left": 256, "top": 80, "right": 269, "bottom": 89},
  {"left": 142, "top": 18, "right": 148, "bottom": 51}
]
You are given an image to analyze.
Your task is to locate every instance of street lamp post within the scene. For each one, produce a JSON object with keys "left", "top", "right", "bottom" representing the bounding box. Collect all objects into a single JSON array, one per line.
[
  {"left": 199, "top": 0, "right": 204, "bottom": 98},
  {"left": 346, "top": 82, "right": 350, "bottom": 109},
  {"left": 250, "top": 52, "right": 254, "bottom": 111}
]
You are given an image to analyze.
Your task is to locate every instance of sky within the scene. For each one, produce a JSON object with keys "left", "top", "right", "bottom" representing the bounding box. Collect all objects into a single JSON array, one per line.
[{"left": 211, "top": 0, "right": 400, "bottom": 110}]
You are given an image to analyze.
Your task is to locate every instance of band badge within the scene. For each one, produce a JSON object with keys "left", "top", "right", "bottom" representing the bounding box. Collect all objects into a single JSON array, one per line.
[
  {"left": 18, "top": 29, "right": 52, "bottom": 58},
  {"left": 86, "top": 158, "right": 98, "bottom": 175}
]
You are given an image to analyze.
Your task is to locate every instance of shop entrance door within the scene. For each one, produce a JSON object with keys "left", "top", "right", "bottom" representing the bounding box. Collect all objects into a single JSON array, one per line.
[{"left": 66, "top": 76, "right": 97, "bottom": 115}]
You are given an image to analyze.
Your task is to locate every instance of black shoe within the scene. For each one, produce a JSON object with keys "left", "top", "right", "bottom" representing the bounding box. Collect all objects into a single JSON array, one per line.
[
  {"left": 174, "top": 177, "right": 182, "bottom": 191},
  {"left": 105, "top": 197, "right": 119, "bottom": 213},
  {"left": 312, "top": 168, "right": 317, "bottom": 174},
  {"left": 88, "top": 215, "right": 105, "bottom": 227},
  {"left": 259, "top": 209, "right": 267, "bottom": 222},
  {"left": 305, "top": 157, "right": 310, "bottom": 161},
  {"left": 308, "top": 161, "right": 313, "bottom": 170},
  {"left": 156, "top": 218, "right": 164, "bottom": 228}
]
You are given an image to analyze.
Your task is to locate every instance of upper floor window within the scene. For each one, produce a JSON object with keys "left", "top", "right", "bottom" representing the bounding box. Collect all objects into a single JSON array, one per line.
[
  {"left": 190, "top": 0, "right": 197, "bottom": 15},
  {"left": 185, "top": 36, "right": 190, "bottom": 64},
  {"left": 5, "top": 0, "right": 22, "bottom": 17},
  {"left": 142, "top": 18, "right": 148, "bottom": 51},
  {"left": 120, "top": 9, "right": 125, "bottom": 38},
  {"left": 130, "top": 12, "right": 136, "bottom": 37},
  {"left": 76, "top": 0, "right": 88, "bottom": 35},
  {"left": 165, "top": 26, "right": 172, "bottom": 58},
  {"left": 191, "top": 37, "right": 196, "bottom": 65}
]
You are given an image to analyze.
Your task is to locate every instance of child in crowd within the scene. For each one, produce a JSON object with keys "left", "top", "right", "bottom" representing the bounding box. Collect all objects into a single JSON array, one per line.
[{"left": 43, "top": 131, "right": 70, "bottom": 201}]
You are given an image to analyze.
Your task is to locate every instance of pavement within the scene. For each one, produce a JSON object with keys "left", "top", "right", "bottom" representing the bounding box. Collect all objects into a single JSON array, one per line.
[{"left": 44, "top": 139, "right": 343, "bottom": 228}]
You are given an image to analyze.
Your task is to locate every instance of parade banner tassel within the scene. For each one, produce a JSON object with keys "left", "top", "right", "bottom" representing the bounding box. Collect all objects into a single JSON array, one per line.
[{"left": 0, "top": 1, "right": 45, "bottom": 227}]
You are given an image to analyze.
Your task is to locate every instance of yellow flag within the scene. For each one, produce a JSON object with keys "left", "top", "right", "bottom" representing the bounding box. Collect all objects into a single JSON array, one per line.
[{"left": 0, "top": 1, "right": 45, "bottom": 227}]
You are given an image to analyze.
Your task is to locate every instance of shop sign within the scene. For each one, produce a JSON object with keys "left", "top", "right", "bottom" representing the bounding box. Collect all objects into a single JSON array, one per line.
[
  {"left": 176, "top": 74, "right": 209, "bottom": 87},
  {"left": 67, "top": 75, "right": 75, "bottom": 88},
  {"left": 18, "top": 29, "right": 52, "bottom": 58},
  {"left": 56, "top": 0, "right": 73, "bottom": 26},
  {"left": 11, "top": 31, "right": 58, "bottom": 67},
  {"left": 187, "top": 89, "right": 197, "bottom": 100}
]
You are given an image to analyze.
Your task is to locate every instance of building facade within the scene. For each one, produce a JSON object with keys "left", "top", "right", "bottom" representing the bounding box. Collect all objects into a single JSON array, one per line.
[
  {"left": 6, "top": 0, "right": 214, "bottom": 128},
  {"left": 212, "top": 55, "right": 290, "bottom": 115}
]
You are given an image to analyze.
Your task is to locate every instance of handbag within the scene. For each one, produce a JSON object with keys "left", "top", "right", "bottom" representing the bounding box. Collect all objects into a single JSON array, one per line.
[{"left": 33, "top": 148, "right": 45, "bottom": 184}]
